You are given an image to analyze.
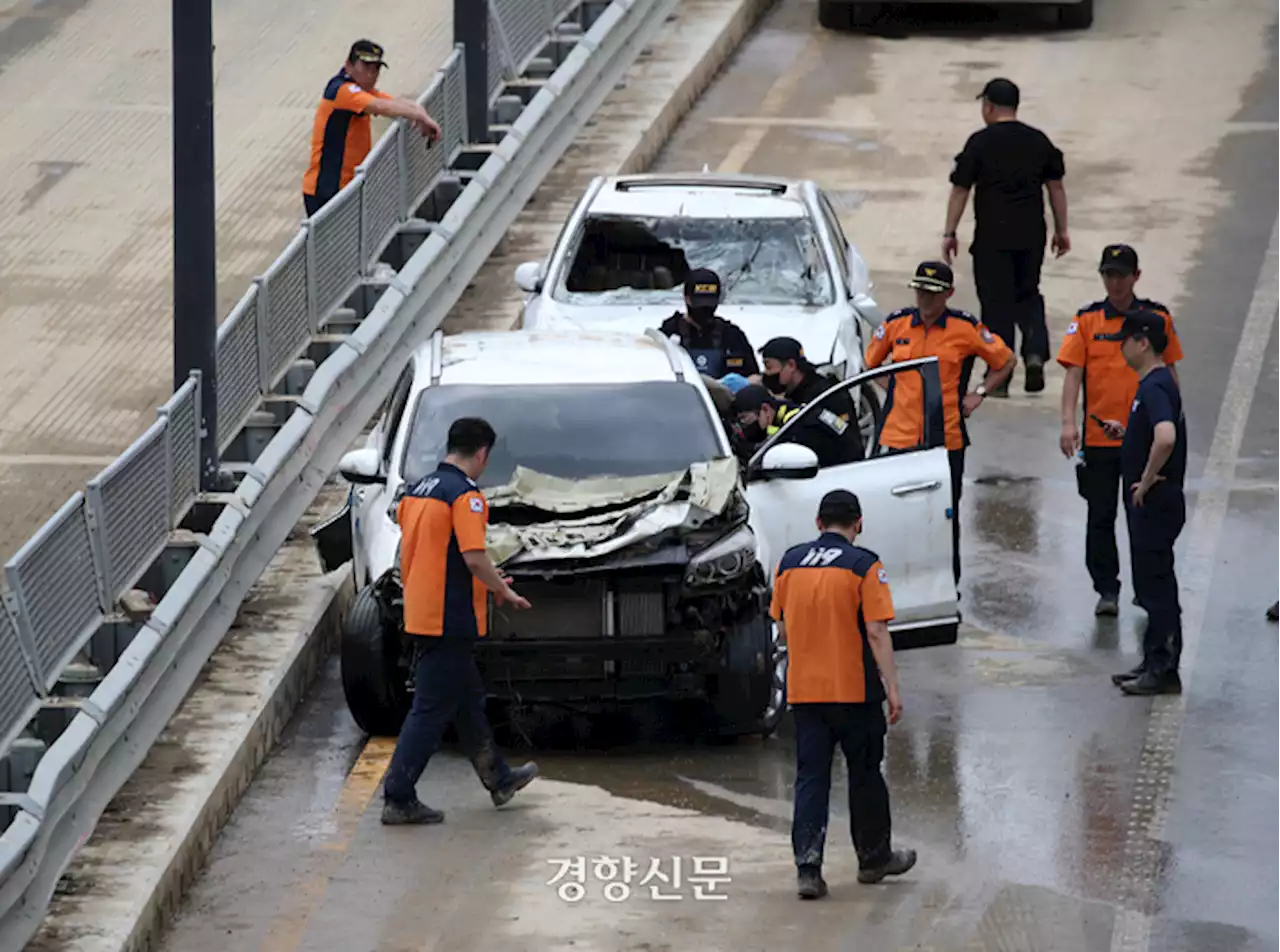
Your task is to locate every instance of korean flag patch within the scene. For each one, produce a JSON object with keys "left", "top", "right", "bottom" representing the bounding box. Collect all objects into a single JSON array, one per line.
[
  {"left": 469, "top": 496, "right": 485, "bottom": 513},
  {"left": 877, "top": 567, "right": 889, "bottom": 585},
  {"left": 980, "top": 328, "right": 995, "bottom": 344},
  {"left": 874, "top": 323, "right": 886, "bottom": 340},
  {"left": 1066, "top": 321, "right": 1079, "bottom": 335}
]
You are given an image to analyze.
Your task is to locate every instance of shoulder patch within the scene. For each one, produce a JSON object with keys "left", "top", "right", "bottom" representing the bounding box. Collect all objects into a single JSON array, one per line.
[
  {"left": 878, "top": 566, "right": 889, "bottom": 585},
  {"left": 979, "top": 327, "right": 996, "bottom": 343},
  {"left": 874, "top": 323, "right": 886, "bottom": 340},
  {"left": 1065, "top": 320, "right": 1079, "bottom": 335},
  {"left": 468, "top": 496, "right": 485, "bottom": 513},
  {"left": 348, "top": 83, "right": 362, "bottom": 94}
]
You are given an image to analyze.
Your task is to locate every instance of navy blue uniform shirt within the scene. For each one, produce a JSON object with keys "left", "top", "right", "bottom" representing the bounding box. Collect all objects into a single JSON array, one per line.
[{"left": 1121, "top": 365, "right": 1187, "bottom": 491}]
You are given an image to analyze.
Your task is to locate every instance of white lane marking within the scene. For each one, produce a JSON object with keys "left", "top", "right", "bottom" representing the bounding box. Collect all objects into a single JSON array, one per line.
[{"left": 1110, "top": 218, "right": 1279, "bottom": 952}]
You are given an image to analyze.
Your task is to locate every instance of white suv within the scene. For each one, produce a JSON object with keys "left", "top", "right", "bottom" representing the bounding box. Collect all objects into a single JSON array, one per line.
[
  {"left": 512, "top": 172, "right": 886, "bottom": 381},
  {"left": 312, "top": 328, "right": 959, "bottom": 739}
]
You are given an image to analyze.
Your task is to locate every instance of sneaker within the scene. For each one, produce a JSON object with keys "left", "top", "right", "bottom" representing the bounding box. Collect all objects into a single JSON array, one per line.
[
  {"left": 491, "top": 762, "right": 539, "bottom": 807},
  {"left": 381, "top": 799, "right": 444, "bottom": 825},
  {"left": 1024, "top": 356, "right": 1045, "bottom": 393},
  {"left": 1110, "top": 663, "right": 1145, "bottom": 686},
  {"left": 797, "top": 866, "right": 828, "bottom": 900},
  {"left": 1120, "top": 670, "right": 1182, "bottom": 696},
  {"left": 1095, "top": 594, "right": 1120, "bottom": 616},
  {"left": 858, "top": 848, "right": 917, "bottom": 884}
]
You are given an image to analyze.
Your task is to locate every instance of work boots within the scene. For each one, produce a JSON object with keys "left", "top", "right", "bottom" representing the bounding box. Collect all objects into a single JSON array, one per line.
[
  {"left": 858, "top": 848, "right": 918, "bottom": 884},
  {"left": 797, "top": 866, "right": 828, "bottom": 900},
  {"left": 491, "top": 762, "right": 540, "bottom": 807},
  {"left": 381, "top": 798, "right": 445, "bottom": 825}
]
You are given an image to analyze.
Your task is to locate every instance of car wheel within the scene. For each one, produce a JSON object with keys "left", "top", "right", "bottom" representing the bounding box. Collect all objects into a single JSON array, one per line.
[
  {"left": 757, "top": 620, "right": 788, "bottom": 738},
  {"left": 1059, "top": 0, "right": 1093, "bottom": 29},
  {"left": 857, "top": 383, "right": 884, "bottom": 456},
  {"left": 818, "top": 1, "right": 880, "bottom": 30},
  {"left": 340, "top": 584, "right": 412, "bottom": 736},
  {"left": 710, "top": 612, "right": 774, "bottom": 738}
]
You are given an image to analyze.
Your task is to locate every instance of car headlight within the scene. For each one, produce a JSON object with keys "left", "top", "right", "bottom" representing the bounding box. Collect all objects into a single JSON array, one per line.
[{"left": 685, "top": 525, "right": 758, "bottom": 587}]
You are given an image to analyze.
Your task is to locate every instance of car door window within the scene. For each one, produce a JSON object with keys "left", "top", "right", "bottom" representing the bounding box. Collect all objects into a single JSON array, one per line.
[{"left": 817, "top": 191, "right": 850, "bottom": 254}]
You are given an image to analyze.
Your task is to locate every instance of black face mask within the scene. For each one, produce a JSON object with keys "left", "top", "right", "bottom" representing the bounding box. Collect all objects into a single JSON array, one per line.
[
  {"left": 762, "top": 372, "right": 782, "bottom": 394},
  {"left": 740, "top": 421, "right": 765, "bottom": 443}
]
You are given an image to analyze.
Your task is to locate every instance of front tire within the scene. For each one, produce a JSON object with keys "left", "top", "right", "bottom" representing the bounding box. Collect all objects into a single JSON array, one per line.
[{"left": 340, "top": 584, "right": 412, "bottom": 736}]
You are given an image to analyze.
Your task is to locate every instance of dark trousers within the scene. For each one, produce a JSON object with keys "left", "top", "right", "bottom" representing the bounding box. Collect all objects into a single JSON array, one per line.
[
  {"left": 1075, "top": 447, "right": 1124, "bottom": 597},
  {"left": 972, "top": 246, "right": 1049, "bottom": 364},
  {"left": 1124, "top": 487, "right": 1186, "bottom": 676},
  {"left": 792, "top": 702, "right": 893, "bottom": 872},
  {"left": 303, "top": 191, "right": 330, "bottom": 218},
  {"left": 948, "top": 448, "right": 965, "bottom": 586},
  {"left": 383, "top": 637, "right": 514, "bottom": 803}
]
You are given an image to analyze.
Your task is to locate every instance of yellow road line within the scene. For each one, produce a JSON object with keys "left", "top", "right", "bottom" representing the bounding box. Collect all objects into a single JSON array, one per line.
[
  {"left": 716, "top": 33, "right": 826, "bottom": 174},
  {"left": 257, "top": 735, "right": 397, "bottom": 952}
]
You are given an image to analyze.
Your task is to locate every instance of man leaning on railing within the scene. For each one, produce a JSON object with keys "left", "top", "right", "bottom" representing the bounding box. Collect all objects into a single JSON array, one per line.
[{"left": 302, "top": 39, "right": 442, "bottom": 217}]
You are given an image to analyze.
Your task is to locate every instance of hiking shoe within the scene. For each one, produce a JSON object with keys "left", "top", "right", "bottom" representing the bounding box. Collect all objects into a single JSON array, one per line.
[
  {"left": 1121, "top": 670, "right": 1182, "bottom": 696},
  {"left": 797, "top": 866, "right": 828, "bottom": 900},
  {"left": 1111, "top": 664, "right": 1145, "bottom": 686},
  {"left": 1025, "top": 356, "right": 1045, "bottom": 393},
  {"left": 381, "top": 799, "right": 444, "bottom": 825},
  {"left": 1095, "top": 594, "right": 1120, "bottom": 616},
  {"left": 858, "top": 848, "right": 917, "bottom": 884},
  {"left": 491, "top": 762, "right": 539, "bottom": 807}
]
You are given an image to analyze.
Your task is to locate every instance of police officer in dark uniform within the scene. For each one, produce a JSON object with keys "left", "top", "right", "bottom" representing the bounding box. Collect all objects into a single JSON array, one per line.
[
  {"left": 659, "top": 269, "right": 759, "bottom": 379},
  {"left": 1097, "top": 312, "right": 1187, "bottom": 696},
  {"left": 758, "top": 337, "right": 863, "bottom": 465}
]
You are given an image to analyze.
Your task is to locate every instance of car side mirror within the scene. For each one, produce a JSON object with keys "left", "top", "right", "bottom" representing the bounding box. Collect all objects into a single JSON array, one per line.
[
  {"left": 338, "top": 447, "right": 386, "bottom": 485},
  {"left": 756, "top": 442, "right": 819, "bottom": 480},
  {"left": 514, "top": 260, "right": 543, "bottom": 293}
]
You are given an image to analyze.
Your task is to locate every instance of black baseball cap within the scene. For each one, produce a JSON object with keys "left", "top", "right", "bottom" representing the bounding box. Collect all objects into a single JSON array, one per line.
[
  {"left": 684, "top": 268, "right": 722, "bottom": 307},
  {"left": 349, "top": 39, "right": 388, "bottom": 68},
  {"left": 1099, "top": 309, "right": 1168, "bottom": 353},
  {"left": 818, "top": 489, "right": 862, "bottom": 524},
  {"left": 759, "top": 336, "right": 813, "bottom": 369},
  {"left": 908, "top": 260, "right": 954, "bottom": 293},
  {"left": 978, "top": 78, "right": 1019, "bottom": 108},
  {"left": 730, "top": 384, "right": 782, "bottom": 416},
  {"left": 1099, "top": 244, "right": 1139, "bottom": 275}
]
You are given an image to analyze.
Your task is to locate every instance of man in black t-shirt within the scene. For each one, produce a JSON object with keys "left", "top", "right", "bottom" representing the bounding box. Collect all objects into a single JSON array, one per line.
[
  {"left": 1097, "top": 311, "right": 1188, "bottom": 697},
  {"left": 942, "top": 77, "right": 1071, "bottom": 396},
  {"left": 659, "top": 269, "right": 759, "bottom": 379}
]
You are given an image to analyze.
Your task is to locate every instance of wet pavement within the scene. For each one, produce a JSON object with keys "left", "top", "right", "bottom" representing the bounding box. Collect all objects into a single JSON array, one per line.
[{"left": 153, "top": 1, "right": 1278, "bottom": 950}]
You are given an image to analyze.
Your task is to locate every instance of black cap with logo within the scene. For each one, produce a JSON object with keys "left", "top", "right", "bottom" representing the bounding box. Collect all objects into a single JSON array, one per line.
[
  {"left": 684, "top": 268, "right": 722, "bottom": 308},
  {"left": 1099, "top": 244, "right": 1139, "bottom": 275},
  {"left": 908, "top": 260, "right": 954, "bottom": 293},
  {"left": 1098, "top": 309, "right": 1168, "bottom": 353},
  {"left": 349, "top": 39, "right": 389, "bottom": 68},
  {"left": 978, "top": 77, "right": 1020, "bottom": 108},
  {"left": 759, "top": 336, "right": 813, "bottom": 369}
]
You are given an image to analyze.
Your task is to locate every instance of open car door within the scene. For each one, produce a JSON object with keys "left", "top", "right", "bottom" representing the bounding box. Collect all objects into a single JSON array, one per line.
[{"left": 743, "top": 356, "right": 959, "bottom": 649}]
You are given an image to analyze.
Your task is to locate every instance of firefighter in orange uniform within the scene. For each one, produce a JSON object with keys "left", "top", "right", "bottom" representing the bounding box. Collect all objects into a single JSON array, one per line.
[
  {"left": 864, "top": 261, "right": 1015, "bottom": 587},
  {"left": 381, "top": 417, "right": 539, "bottom": 825},
  {"left": 771, "top": 490, "right": 917, "bottom": 900}
]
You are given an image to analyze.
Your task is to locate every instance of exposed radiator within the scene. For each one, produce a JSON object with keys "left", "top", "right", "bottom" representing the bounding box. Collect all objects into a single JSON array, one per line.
[{"left": 488, "top": 578, "right": 668, "bottom": 640}]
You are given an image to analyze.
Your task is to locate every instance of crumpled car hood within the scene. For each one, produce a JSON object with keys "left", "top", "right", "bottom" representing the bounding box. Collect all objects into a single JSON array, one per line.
[{"left": 485, "top": 457, "right": 740, "bottom": 566}]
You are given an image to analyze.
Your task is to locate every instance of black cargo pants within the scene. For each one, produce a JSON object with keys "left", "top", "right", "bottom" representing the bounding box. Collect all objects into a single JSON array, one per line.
[
  {"left": 1076, "top": 446, "right": 1124, "bottom": 597},
  {"left": 1124, "top": 484, "right": 1186, "bottom": 676},
  {"left": 972, "top": 245, "right": 1049, "bottom": 364},
  {"left": 383, "top": 636, "right": 515, "bottom": 804}
]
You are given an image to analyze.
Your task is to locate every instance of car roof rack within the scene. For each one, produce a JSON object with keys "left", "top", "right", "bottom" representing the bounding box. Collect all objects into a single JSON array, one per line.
[
  {"left": 613, "top": 175, "right": 789, "bottom": 195},
  {"left": 643, "top": 327, "right": 686, "bottom": 382}
]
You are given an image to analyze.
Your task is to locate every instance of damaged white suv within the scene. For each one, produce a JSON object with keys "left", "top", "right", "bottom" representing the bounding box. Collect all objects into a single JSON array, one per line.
[{"left": 312, "top": 328, "right": 959, "bottom": 739}]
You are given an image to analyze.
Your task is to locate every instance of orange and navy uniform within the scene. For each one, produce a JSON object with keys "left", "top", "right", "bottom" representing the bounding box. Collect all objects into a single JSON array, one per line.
[
  {"left": 769, "top": 533, "right": 896, "bottom": 705},
  {"left": 864, "top": 307, "right": 1014, "bottom": 452},
  {"left": 1056, "top": 298, "right": 1184, "bottom": 449},
  {"left": 397, "top": 462, "right": 489, "bottom": 639},
  {"left": 302, "top": 70, "right": 394, "bottom": 202}
]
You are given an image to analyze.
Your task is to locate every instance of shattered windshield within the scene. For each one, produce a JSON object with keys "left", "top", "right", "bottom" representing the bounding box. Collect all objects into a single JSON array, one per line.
[
  {"left": 553, "top": 214, "right": 835, "bottom": 307},
  {"left": 399, "top": 382, "right": 726, "bottom": 489}
]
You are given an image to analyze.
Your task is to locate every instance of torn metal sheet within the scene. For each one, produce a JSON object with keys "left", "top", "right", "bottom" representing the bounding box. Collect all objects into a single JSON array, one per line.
[{"left": 484, "top": 458, "right": 740, "bottom": 566}]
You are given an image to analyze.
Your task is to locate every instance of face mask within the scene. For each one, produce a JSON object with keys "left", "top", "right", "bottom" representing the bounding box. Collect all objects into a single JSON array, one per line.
[
  {"left": 740, "top": 421, "right": 764, "bottom": 442},
  {"left": 762, "top": 372, "right": 782, "bottom": 393}
]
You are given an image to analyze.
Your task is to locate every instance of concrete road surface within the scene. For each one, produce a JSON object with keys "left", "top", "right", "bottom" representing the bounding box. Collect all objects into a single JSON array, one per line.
[
  {"left": 152, "top": 1, "right": 1279, "bottom": 950},
  {"left": 0, "top": 0, "right": 454, "bottom": 561}
]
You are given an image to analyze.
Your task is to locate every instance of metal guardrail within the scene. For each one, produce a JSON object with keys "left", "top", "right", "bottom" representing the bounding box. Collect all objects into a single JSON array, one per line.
[{"left": 0, "top": 0, "right": 674, "bottom": 944}]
